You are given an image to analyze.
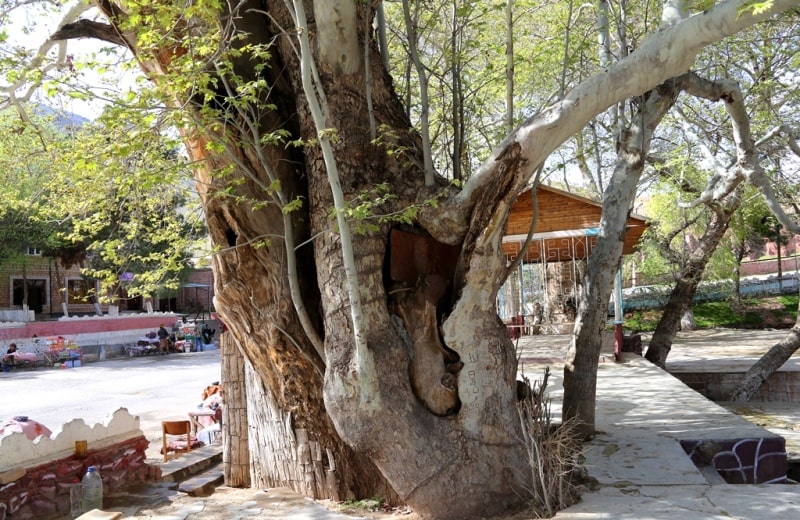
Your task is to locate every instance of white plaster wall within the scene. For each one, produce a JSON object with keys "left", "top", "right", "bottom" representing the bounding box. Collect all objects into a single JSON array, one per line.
[{"left": 0, "top": 408, "right": 142, "bottom": 472}]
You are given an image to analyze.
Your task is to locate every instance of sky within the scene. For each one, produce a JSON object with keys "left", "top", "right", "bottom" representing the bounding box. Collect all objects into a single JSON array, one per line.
[{"left": 3, "top": 2, "right": 140, "bottom": 120}]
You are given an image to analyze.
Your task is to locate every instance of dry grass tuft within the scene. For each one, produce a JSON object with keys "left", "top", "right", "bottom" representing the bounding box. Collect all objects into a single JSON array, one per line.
[{"left": 517, "top": 367, "right": 584, "bottom": 517}]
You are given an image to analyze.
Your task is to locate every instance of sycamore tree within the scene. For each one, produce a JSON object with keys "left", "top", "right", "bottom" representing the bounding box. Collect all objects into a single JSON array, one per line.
[
  {"left": 0, "top": 112, "right": 52, "bottom": 263},
  {"left": 4, "top": 0, "right": 800, "bottom": 518},
  {"left": 0, "top": 108, "right": 88, "bottom": 308},
  {"left": 632, "top": 18, "right": 800, "bottom": 368}
]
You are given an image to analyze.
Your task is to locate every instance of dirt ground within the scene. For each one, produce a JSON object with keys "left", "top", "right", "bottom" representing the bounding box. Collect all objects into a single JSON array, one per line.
[
  {"left": 735, "top": 298, "right": 797, "bottom": 328},
  {"left": 126, "top": 485, "right": 418, "bottom": 519},
  {"left": 125, "top": 484, "right": 556, "bottom": 520}
]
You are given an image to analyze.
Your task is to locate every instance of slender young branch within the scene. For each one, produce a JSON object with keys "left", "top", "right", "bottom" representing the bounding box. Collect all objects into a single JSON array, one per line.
[
  {"left": 184, "top": 68, "right": 325, "bottom": 362},
  {"left": 5, "top": 3, "right": 94, "bottom": 120},
  {"left": 287, "top": 0, "right": 373, "bottom": 387},
  {"left": 504, "top": 166, "right": 543, "bottom": 279},
  {"left": 365, "top": 4, "right": 377, "bottom": 140},
  {"left": 401, "top": 0, "right": 434, "bottom": 185},
  {"left": 505, "top": 0, "right": 514, "bottom": 134}
]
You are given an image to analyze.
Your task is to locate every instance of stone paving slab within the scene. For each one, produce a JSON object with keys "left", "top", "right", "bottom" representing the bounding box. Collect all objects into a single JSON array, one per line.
[
  {"left": 177, "top": 468, "right": 224, "bottom": 497},
  {"left": 721, "top": 401, "right": 800, "bottom": 459},
  {"left": 519, "top": 329, "right": 800, "bottom": 519},
  {"left": 664, "top": 329, "right": 800, "bottom": 373},
  {"left": 538, "top": 357, "right": 783, "bottom": 491},
  {"left": 555, "top": 484, "right": 800, "bottom": 519}
]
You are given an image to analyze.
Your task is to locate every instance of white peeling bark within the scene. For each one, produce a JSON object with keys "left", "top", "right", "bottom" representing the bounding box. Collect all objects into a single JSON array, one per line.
[
  {"left": 313, "top": 0, "right": 362, "bottom": 76},
  {"left": 445, "top": 0, "right": 799, "bottom": 231},
  {"left": 289, "top": 0, "right": 377, "bottom": 399},
  {"left": 678, "top": 75, "right": 800, "bottom": 234},
  {"left": 402, "top": 0, "right": 434, "bottom": 184}
]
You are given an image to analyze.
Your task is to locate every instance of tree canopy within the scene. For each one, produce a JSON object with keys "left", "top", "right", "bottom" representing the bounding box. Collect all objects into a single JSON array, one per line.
[{"left": 0, "top": 101, "right": 204, "bottom": 301}]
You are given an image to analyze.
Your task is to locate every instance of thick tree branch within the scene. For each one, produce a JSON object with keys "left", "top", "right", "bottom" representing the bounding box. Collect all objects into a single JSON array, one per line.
[
  {"left": 49, "top": 19, "right": 129, "bottom": 47},
  {"left": 423, "top": 0, "right": 799, "bottom": 244},
  {"left": 0, "top": 3, "right": 93, "bottom": 121},
  {"left": 288, "top": 0, "right": 376, "bottom": 397},
  {"left": 678, "top": 75, "right": 800, "bottom": 233},
  {"left": 729, "top": 325, "right": 800, "bottom": 402},
  {"left": 677, "top": 74, "right": 751, "bottom": 208},
  {"left": 757, "top": 124, "right": 800, "bottom": 158}
]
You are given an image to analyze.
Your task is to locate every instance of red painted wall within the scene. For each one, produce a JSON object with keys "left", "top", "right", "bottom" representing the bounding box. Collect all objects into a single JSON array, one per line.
[{"left": 0, "top": 315, "right": 176, "bottom": 342}]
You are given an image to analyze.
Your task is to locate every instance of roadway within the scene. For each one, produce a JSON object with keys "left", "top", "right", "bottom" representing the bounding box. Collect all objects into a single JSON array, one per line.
[{"left": 0, "top": 349, "right": 221, "bottom": 455}]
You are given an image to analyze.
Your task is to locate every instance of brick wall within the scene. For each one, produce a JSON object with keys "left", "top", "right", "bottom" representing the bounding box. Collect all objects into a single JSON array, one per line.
[
  {"left": 740, "top": 255, "right": 800, "bottom": 278},
  {"left": 0, "top": 436, "right": 153, "bottom": 520},
  {"left": 0, "top": 256, "right": 107, "bottom": 317},
  {"left": 0, "top": 409, "right": 157, "bottom": 520},
  {"left": 0, "top": 314, "right": 177, "bottom": 343}
]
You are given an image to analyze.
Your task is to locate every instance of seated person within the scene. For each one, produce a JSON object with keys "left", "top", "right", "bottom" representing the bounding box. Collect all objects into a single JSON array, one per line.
[
  {"left": 197, "top": 392, "right": 223, "bottom": 427},
  {"left": 196, "top": 422, "right": 221, "bottom": 445},
  {"left": 191, "top": 383, "right": 223, "bottom": 428},
  {"left": 202, "top": 324, "right": 215, "bottom": 344},
  {"left": 2, "top": 343, "right": 19, "bottom": 367},
  {"left": 201, "top": 382, "right": 222, "bottom": 401}
]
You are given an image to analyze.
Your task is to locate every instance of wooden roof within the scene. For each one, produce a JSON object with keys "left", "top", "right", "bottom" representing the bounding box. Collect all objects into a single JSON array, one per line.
[{"left": 503, "top": 185, "right": 648, "bottom": 263}]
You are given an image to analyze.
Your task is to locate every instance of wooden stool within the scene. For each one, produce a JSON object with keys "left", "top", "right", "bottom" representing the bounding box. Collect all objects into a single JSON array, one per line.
[{"left": 76, "top": 510, "right": 122, "bottom": 520}]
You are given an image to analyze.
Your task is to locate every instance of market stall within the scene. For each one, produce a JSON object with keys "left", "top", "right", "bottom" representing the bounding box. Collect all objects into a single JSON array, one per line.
[{"left": 43, "top": 337, "right": 82, "bottom": 368}]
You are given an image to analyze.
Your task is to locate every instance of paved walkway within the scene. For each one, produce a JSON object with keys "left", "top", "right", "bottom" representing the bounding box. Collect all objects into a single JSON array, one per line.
[
  {"left": 521, "top": 330, "right": 800, "bottom": 519},
  {"left": 99, "top": 329, "right": 800, "bottom": 519}
]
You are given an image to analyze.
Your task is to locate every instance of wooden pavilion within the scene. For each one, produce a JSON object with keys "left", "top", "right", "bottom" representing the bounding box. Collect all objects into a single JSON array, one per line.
[
  {"left": 502, "top": 184, "right": 648, "bottom": 263},
  {"left": 501, "top": 184, "right": 649, "bottom": 333},
  {"left": 386, "top": 184, "right": 648, "bottom": 331}
]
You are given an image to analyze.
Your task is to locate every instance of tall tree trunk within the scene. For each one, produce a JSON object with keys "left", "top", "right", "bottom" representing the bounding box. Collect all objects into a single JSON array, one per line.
[
  {"left": 565, "top": 79, "right": 682, "bottom": 438},
  {"left": 644, "top": 204, "right": 737, "bottom": 367},
  {"left": 733, "top": 233, "right": 747, "bottom": 300},
  {"left": 645, "top": 73, "right": 757, "bottom": 368},
  {"left": 680, "top": 309, "right": 697, "bottom": 331},
  {"left": 544, "top": 261, "right": 583, "bottom": 329},
  {"left": 201, "top": 136, "right": 395, "bottom": 501}
]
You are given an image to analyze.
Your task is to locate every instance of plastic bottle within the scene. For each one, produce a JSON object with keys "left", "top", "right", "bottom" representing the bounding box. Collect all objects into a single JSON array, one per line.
[
  {"left": 81, "top": 465, "right": 103, "bottom": 512},
  {"left": 69, "top": 483, "right": 82, "bottom": 519}
]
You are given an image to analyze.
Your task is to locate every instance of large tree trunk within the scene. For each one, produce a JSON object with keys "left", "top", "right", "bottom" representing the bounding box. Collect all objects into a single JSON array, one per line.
[
  {"left": 156, "top": 2, "right": 396, "bottom": 502},
  {"left": 565, "top": 78, "right": 682, "bottom": 438},
  {"left": 268, "top": 5, "right": 531, "bottom": 517},
  {"left": 544, "top": 260, "right": 584, "bottom": 332},
  {"left": 294, "top": 32, "right": 530, "bottom": 520}
]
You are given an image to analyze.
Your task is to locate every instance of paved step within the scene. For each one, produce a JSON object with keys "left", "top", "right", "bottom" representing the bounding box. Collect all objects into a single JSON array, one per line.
[
  {"left": 177, "top": 468, "right": 225, "bottom": 497},
  {"left": 75, "top": 510, "right": 122, "bottom": 520},
  {"left": 158, "top": 444, "right": 223, "bottom": 483},
  {"left": 101, "top": 445, "right": 225, "bottom": 516}
]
